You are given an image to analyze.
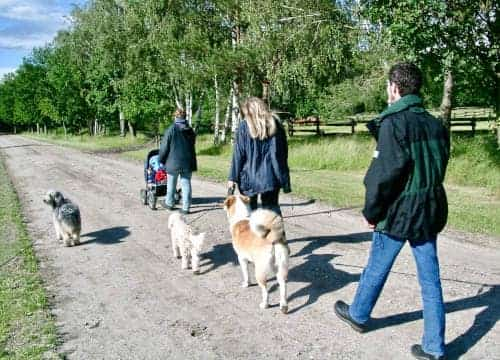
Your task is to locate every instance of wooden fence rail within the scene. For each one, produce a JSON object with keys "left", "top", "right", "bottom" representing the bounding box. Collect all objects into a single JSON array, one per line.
[{"left": 287, "top": 107, "right": 496, "bottom": 137}]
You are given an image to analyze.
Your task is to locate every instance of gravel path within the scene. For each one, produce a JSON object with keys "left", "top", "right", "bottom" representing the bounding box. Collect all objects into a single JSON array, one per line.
[{"left": 1, "top": 134, "right": 499, "bottom": 359}]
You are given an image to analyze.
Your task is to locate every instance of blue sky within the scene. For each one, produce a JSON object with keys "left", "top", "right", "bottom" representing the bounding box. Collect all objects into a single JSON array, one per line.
[{"left": 0, "top": 0, "right": 86, "bottom": 78}]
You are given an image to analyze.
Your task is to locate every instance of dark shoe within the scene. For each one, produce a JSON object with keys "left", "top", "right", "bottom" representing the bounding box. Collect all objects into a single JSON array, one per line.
[
  {"left": 411, "top": 345, "right": 445, "bottom": 360},
  {"left": 334, "top": 300, "right": 367, "bottom": 333}
]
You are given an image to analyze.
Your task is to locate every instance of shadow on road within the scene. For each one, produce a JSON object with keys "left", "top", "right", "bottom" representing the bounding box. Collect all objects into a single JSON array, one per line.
[
  {"left": 191, "top": 196, "right": 225, "bottom": 205},
  {"left": 199, "top": 243, "right": 238, "bottom": 275},
  {"left": 281, "top": 199, "right": 316, "bottom": 207},
  {"left": 289, "top": 232, "right": 372, "bottom": 258},
  {"left": 368, "top": 284, "right": 500, "bottom": 359},
  {"left": 287, "top": 253, "right": 360, "bottom": 314},
  {"left": 81, "top": 226, "right": 130, "bottom": 245}
]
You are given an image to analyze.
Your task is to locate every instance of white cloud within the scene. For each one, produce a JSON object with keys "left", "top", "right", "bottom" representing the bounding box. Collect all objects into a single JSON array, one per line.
[
  {"left": 0, "top": 33, "right": 55, "bottom": 49},
  {"left": 0, "top": 0, "right": 72, "bottom": 50}
]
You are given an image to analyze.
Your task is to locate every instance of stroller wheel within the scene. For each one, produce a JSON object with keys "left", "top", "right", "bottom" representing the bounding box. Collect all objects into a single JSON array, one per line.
[
  {"left": 140, "top": 189, "right": 148, "bottom": 205},
  {"left": 174, "top": 189, "right": 182, "bottom": 204},
  {"left": 148, "top": 192, "right": 157, "bottom": 210}
]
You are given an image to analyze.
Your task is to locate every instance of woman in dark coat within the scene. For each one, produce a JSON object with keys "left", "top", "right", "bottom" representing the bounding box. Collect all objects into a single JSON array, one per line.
[
  {"left": 159, "top": 108, "right": 197, "bottom": 214},
  {"left": 227, "top": 97, "right": 291, "bottom": 214}
]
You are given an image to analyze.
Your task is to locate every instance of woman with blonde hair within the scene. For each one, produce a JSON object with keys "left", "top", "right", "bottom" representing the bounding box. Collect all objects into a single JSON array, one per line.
[{"left": 228, "top": 97, "right": 291, "bottom": 213}]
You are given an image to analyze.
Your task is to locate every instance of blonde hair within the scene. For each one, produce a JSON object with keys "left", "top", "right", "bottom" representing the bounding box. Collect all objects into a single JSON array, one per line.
[
  {"left": 240, "top": 97, "right": 277, "bottom": 140},
  {"left": 174, "top": 108, "right": 186, "bottom": 118}
]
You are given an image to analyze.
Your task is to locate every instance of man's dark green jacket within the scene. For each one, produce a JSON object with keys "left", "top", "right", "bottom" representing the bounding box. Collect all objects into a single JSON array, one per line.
[{"left": 363, "top": 95, "right": 450, "bottom": 242}]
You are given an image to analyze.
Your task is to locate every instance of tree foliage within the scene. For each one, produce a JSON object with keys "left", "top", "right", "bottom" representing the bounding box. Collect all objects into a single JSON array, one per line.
[{"left": 0, "top": 0, "right": 497, "bottom": 137}]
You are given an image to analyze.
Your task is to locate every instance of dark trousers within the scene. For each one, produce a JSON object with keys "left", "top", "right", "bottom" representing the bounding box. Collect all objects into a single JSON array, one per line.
[{"left": 248, "top": 189, "right": 281, "bottom": 215}]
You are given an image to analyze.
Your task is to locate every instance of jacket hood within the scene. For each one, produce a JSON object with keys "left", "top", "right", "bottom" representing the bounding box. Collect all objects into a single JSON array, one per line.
[{"left": 174, "top": 117, "right": 189, "bottom": 130}]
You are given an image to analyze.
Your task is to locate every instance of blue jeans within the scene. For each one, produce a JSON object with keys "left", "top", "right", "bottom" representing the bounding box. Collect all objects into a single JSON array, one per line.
[
  {"left": 349, "top": 232, "right": 445, "bottom": 357},
  {"left": 166, "top": 171, "right": 192, "bottom": 211}
]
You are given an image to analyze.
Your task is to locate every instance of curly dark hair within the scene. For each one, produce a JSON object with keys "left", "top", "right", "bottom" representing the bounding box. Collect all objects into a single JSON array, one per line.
[{"left": 388, "top": 62, "right": 423, "bottom": 96}]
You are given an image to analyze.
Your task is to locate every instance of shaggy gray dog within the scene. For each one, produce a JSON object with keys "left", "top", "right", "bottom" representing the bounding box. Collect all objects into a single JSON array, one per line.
[{"left": 43, "top": 190, "right": 81, "bottom": 247}]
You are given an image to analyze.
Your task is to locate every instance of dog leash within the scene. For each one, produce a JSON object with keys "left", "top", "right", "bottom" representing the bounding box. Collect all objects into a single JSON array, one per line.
[
  {"left": 186, "top": 185, "right": 234, "bottom": 225},
  {"left": 186, "top": 211, "right": 210, "bottom": 225}
]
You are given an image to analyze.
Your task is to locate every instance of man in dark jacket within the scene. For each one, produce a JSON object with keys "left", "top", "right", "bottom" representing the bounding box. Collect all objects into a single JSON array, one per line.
[
  {"left": 334, "top": 63, "right": 450, "bottom": 360},
  {"left": 159, "top": 109, "right": 197, "bottom": 214}
]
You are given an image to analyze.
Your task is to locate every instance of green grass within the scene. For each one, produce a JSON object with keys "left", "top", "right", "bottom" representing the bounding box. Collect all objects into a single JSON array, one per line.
[
  {"left": 23, "top": 132, "right": 151, "bottom": 152},
  {"left": 30, "top": 131, "right": 500, "bottom": 237},
  {"left": 0, "top": 156, "right": 59, "bottom": 359}
]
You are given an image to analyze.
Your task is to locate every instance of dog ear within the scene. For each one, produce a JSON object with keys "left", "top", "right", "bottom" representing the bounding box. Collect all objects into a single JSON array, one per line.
[
  {"left": 240, "top": 195, "right": 251, "bottom": 204},
  {"left": 224, "top": 195, "right": 235, "bottom": 208}
]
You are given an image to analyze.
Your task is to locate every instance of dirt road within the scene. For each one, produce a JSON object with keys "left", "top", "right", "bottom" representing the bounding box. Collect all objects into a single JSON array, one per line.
[{"left": 1, "top": 135, "right": 499, "bottom": 359}]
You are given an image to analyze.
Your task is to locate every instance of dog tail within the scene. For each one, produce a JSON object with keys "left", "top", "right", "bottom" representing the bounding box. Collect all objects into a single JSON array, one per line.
[
  {"left": 249, "top": 209, "right": 285, "bottom": 244},
  {"left": 168, "top": 212, "right": 181, "bottom": 229}
]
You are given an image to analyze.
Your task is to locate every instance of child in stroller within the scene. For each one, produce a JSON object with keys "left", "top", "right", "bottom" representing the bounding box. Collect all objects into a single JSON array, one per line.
[{"left": 140, "top": 149, "right": 181, "bottom": 210}]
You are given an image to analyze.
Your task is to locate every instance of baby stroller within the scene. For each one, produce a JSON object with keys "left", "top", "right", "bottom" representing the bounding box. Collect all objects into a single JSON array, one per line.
[{"left": 140, "top": 149, "right": 181, "bottom": 210}]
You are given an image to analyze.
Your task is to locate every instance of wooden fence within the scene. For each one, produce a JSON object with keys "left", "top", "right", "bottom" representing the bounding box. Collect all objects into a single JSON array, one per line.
[{"left": 287, "top": 107, "right": 496, "bottom": 136}]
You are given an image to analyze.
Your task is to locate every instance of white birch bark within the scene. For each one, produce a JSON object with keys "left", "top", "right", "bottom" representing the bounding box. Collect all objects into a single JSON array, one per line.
[{"left": 214, "top": 75, "right": 220, "bottom": 144}]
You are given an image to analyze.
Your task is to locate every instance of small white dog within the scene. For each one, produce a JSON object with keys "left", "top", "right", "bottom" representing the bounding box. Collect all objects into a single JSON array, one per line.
[
  {"left": 43, "top": 189, "right": 81, "bottom": 247},
  {"left": 168, "top": 212, "right": 206, "bottom": 274}
]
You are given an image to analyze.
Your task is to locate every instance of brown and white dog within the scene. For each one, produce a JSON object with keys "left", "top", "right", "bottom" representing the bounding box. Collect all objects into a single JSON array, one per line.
[{"left": 223, "top": 194, "right": 290, "bottom": 313}]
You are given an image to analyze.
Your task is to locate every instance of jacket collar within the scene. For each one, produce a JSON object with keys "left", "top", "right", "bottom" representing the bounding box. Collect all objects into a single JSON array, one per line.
[
  {"left": 366, "top": 94, "right": 423, "bottom": 139},
  {"left": 174, "top": 117, "right": 188, "bottom": 129}
]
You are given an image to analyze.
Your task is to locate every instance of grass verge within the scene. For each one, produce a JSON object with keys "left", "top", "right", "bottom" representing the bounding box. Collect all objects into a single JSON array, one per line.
[
  {"left": 23, "top": 132, "right": 151, "bottom": 152},
  {"left": 0, "top": 155, "right": 59, "bottom": 359}
]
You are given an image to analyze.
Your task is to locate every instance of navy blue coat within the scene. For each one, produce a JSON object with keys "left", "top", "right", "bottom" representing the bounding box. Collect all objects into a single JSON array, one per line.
[
  {"left": 158, "top": 121, "right": 197, "bottom": 174},
  {"left": 229, "top": 120, "right": 291, "bottom": 196}
]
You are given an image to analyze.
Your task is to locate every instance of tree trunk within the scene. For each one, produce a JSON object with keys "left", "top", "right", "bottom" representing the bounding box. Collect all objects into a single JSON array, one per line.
[
  {"left": 172, "top": 81, "right": 183, "bottom": 109},
  {"left": 495, "top": 71, "right": 500, "bottom": 148},
  {"left": 214, "top": 75, "right": 220, "bottom": 144},
  {"left": 186, "top": 92, "right": 193, "bottom": 126},
  {"left": 43, "top": 124, "right": 47, "bottom": 135},
  {"left": 221, "top": 88, "right": 233, "bottom": 143},
  {"left": 440, "top": 70, "right": 453, "bottom": 131},
  {"left": 119, "top": 110, "right": 126, "bottom": 137},
  {"left": 128, "top": 122, "right": 136, "bottom": 137},
  {"left": 63, "top": 121, "right": 67, "bottom": 138},
  {"left": 36, "top": 122, "right": 40, "bottom": 134},
  {"left": 194, "top": 97, "right": 203, "bottom": 131},
  {"left": 231, "top": 80, "right": 240, "bottom": 143},
  {"left": 13, "top": 126, "right": 16, "bottom": 134},
  {"left": 262, "top": 79, "right": 270, "bottom": 107}
]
